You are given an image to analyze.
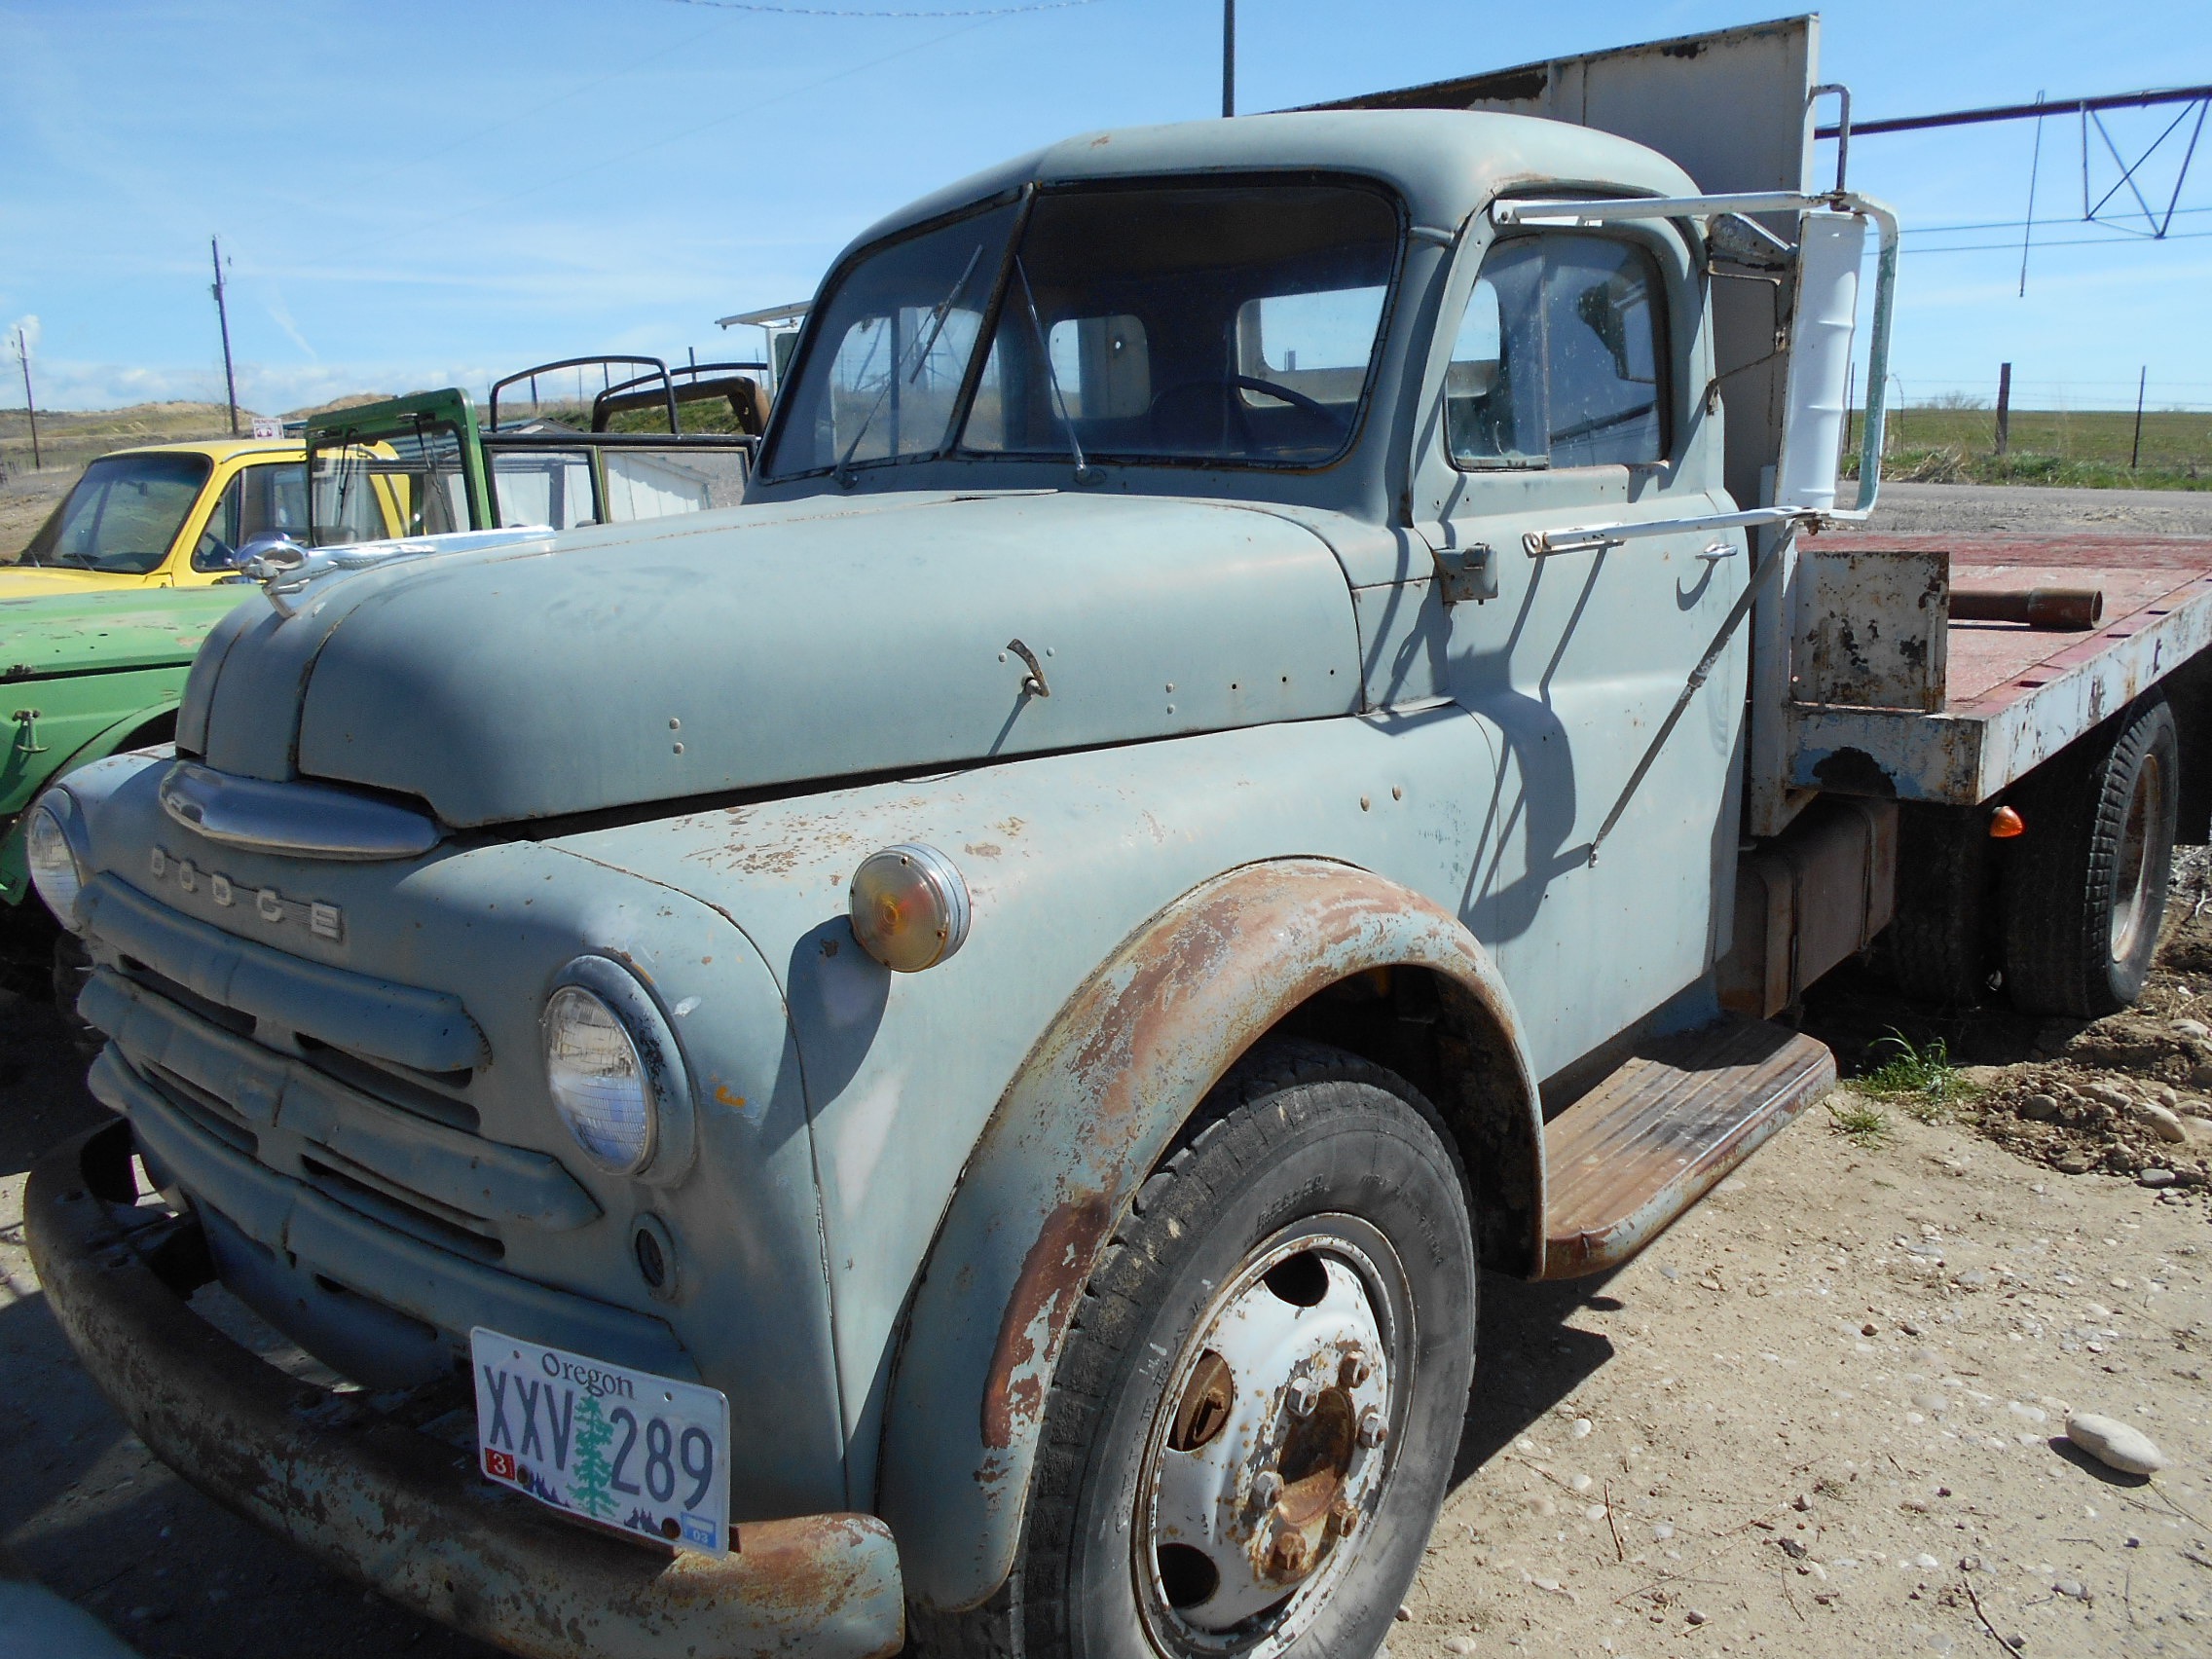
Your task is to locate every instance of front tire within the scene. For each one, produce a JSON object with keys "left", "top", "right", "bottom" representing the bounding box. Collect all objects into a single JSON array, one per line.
[
  {"left": 934, "top": 1041, "right": 1476, "bottom": 1659},
  {"left": 2002, "top": 694, "right": 2180, "bottom": 1017}
]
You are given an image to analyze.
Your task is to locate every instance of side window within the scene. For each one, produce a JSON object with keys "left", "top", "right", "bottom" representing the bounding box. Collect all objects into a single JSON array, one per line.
[
  {"left": 193, "top": 461, "right": 309, "bottom": 570},
  {"left": 192, "top": 473, "right": 243, "bottom": 569},
  {"left": 1046, "top": 314, "right": 1151, "bottom": 420},
  {"left": 1446, "top": 233, "right": 1667, "bottom": 470},
  {"left": 1234, "top": 285, "right": 1387, "bottom": 410}
]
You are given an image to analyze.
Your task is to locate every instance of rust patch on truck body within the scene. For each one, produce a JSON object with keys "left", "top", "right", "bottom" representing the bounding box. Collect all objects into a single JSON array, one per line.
[{"left": 886, "top": 859, "right": 1540, "bottom": 1612}]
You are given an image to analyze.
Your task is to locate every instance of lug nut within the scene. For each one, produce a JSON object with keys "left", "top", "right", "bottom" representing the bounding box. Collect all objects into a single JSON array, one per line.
[
  {"left": 1328, "top": 1498, "right": 1360, "bottom": 1539},
  {"left": 1357, "top": 1406, "right": 1389, "bottom": 1449},
  {"left": 1251, "top": 1469, "right": 1283, "bottom": 1508},
  {"left": 1340, "top": 1353, "right": 1371, "bottom": 1388},
  {"left": 1267, "top": 1530, "right": 1312, "bottom": 1579},
  {"left": 1285, "top": 1377, "right": 1319, "bottom": 1418}
]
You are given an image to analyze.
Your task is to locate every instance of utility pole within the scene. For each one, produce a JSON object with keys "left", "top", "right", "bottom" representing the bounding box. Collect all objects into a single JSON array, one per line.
[
  {"left": 210, "top": 236, "right": 240, "bottom": 436},
  {"left": 1995, "top": 362, "right": 2011, "bottom": 457},
  {"left": 2131, "top": 365, "right": 2148, "bottom": 470},
  {"left": 11, "top": 325, "right": 39, "bottom": 469},
  {"left": 1222, "top": 0, "right": 1235, "bottom": 118}
]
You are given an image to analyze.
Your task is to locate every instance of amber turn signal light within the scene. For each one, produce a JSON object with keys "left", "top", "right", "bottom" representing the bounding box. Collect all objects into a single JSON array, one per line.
[
  {"left": 849, "top": 843, "right": 972, "bottom": 973},
  {"left": 1989, "top": 805, "right": 2026, "bottom": 839}
]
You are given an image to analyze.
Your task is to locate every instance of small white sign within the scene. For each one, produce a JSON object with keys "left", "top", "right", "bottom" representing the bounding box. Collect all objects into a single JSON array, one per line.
[
  {"left": 251, "top": 416, "right": 281, "bottom": 439},
  {"left": 470, "top": 1327, "right": 732, "bottom": 1555}
]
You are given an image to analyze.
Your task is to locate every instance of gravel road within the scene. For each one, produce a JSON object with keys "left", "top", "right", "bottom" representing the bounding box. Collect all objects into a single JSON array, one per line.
[
  {"left": 3, "top": 481, "right": 2210, "bottom": 1657},
  {"left": 1844, "top": 482, "right": 2212, "bottom": 539}
]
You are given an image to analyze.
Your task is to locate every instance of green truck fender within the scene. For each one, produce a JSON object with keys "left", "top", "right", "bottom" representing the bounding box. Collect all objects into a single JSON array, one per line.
[
  {"left": 874, "top": 857, "right": 1542, "bottom": 1613},
  {"left": 3, "top": 697, "right": 181, "bottom": 905}
]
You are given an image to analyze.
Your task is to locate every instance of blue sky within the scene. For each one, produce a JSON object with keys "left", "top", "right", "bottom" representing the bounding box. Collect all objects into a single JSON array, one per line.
[{"left": 3, "top": 0, "right": 2208, "bottom": 413}]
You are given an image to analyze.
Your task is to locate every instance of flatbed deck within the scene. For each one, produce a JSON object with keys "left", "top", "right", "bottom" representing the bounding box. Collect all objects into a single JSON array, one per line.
[{"left": 1789, "top": 534, "right": 2212, "bottom": 805}]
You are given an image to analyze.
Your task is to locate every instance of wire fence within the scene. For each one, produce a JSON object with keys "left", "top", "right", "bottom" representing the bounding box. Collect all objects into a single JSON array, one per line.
[{"left": 1850, "top": 380, "right": 2212, "bottom": 486}]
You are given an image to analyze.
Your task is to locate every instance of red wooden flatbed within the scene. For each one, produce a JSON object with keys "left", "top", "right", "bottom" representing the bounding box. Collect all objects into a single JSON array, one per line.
[{"left": 1790, "top": 534, "right": 2212, "bottom": 804}]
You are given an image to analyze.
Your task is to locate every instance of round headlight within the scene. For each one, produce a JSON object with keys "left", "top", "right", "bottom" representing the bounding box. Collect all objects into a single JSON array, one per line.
[
  {"left": 542, "top": 985, "right": 654, "bottom": 1172},
  {"left": 25, "top": 799, "right": 87, "bottom": 933},
  {"left": 849, "top": 843, "right": 971, "bottom": 973}
]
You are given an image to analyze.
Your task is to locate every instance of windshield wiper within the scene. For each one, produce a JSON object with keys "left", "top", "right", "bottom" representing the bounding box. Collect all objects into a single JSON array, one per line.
[
  {"left": 834, "top": 242, "right": 986, "bottom": 487},
  {"left": 1013, "top": 256, "right": 1087, "bottom": 482}
]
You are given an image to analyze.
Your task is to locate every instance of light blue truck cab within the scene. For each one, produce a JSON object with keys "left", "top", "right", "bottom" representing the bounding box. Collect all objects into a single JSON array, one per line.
[{"left": 23, "top": 20, "right": 2207, "bottom": 1659}]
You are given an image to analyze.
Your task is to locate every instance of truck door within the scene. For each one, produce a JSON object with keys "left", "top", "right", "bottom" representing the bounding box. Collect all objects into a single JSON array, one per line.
[{"left": 1429, "top": 220, "right": 1747, "bottom": 1080}]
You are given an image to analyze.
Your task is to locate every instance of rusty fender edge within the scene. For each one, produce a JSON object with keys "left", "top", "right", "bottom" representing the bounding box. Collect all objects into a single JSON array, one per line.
[
  {"left": 876, "top": 858, "right": 1540, "bottom": 1614},
  {"left": 23, "top": 1123, "right": 904, "bottom": 1659}
]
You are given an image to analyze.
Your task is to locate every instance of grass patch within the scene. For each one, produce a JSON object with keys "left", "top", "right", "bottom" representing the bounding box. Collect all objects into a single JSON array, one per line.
[
  {"left": 1826, "top": 1099, "right": 1893, "bottom": 1148},
  {"left": 1845, "top": 444, "right": 2211, "bottom": 492},
  {"left": 1850, "top": 405, "right": 2212, "bottom": 476},
  {"left": 1858, "top": 1030, "right": 1976, "bottom": 1123}
]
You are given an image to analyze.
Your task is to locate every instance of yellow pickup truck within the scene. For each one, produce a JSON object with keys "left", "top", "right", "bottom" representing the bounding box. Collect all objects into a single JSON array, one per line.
[{"left": 0, "top": 438, "right": 383, "bottom": 594}]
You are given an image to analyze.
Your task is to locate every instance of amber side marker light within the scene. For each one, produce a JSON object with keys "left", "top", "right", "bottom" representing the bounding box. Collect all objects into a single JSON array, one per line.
[
  {"left": 849, "top": 843, "right": 972, "bottom": 973},
  {"left": 1989, "top": 805, "right": 2027, "bottom": 839}
]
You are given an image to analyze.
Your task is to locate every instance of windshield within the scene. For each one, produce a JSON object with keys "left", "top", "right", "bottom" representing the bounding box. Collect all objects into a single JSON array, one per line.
[
  {"left": 10, "top": 452, "right": 213, "bottom": 573},
  {"left": 767, "top": 200, "right": 1018, "bottom": 478},
  {"left": 762, "top": 178, "right": 1402, "bottom": 480},
  {"left": 308, "top": 419, "right": 467, "bottom": 545}
]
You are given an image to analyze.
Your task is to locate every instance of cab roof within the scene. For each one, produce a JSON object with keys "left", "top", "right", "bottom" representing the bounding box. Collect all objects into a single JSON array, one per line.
[
  {"left": 92, "top": 438, "right": 302, "bottom": 463},
  {"left": 845, "top": 108, "right": 1698, "bottom": 260}
]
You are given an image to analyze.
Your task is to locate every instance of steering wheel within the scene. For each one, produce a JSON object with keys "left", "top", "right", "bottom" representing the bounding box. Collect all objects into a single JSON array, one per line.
[{"left": 1231, "top": 374, "right": 1343, "bottom": 426}]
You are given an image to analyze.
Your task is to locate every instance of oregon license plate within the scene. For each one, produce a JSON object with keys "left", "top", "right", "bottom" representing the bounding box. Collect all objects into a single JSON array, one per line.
[{"left": 469, "top": 1327, "right": 732, "bottom": 1556}]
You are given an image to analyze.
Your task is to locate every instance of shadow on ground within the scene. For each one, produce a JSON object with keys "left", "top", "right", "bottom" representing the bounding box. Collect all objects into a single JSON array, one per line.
[{"left": 1, "top": 987, "right": 497, "bottom": 1657}]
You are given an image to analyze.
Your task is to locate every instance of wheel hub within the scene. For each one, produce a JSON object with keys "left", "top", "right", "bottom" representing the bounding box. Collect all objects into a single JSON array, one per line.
[{"left": 1142, "top": 1232, "right": 1397, "bottom": 1642}]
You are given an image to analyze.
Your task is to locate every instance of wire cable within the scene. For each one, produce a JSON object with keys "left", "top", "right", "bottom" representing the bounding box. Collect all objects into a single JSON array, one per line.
[{"left": 651, "top": 0, "right": 1107, "bottom": 15}]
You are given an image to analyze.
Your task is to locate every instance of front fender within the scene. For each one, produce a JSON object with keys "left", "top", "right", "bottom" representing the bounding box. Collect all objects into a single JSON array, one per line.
[
  {"left": 876, "top": 857, "right": 1539, "bottom": 1612},
  {"left": 3, "top": 701, "right": 179, "bottom": 904}
]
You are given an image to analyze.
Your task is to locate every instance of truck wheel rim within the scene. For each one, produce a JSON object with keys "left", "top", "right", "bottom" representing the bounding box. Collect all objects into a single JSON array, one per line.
[
  {"left": 2110, "top": 751, "right": 2165, "bottom": 964},
  {"left": 1135, "top": 1216, "right": 1410, "bottom": 1656}
]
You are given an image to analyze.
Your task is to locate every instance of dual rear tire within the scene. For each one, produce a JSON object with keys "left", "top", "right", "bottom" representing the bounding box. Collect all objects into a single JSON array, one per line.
[{"left": 1886, "top": 693, "right": 2180, "bottom": 1018}]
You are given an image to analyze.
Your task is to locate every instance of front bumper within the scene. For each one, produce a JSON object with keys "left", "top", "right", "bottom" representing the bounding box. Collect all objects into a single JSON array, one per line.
[{"left": 24, "top": 1123, "right": 906, "bottom": 1659}]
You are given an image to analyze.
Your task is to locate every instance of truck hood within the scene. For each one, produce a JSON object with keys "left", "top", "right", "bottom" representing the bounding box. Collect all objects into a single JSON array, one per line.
[
  {"left": 0, "top": 567, "right": 164, "bottom": 600},
  {"left": 183, "top": 491, "right": 1363, "bottom": 828},
  {"left": 1, "top": 586, "right": 251, "bottom": 682}
]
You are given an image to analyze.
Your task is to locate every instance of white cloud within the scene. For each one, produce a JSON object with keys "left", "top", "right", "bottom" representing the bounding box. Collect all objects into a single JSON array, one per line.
[{"left": 258, "top": 287, "right": 317, "bottom": 362}]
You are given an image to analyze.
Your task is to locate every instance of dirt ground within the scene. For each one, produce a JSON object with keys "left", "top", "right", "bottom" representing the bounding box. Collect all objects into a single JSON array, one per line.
[
  {"left": 1837, "top": 481, "right": 2212, "bottom": 538},
  {"left": 1, "top": 466, "right": 71, "bottom": 556},
  {"left": 3, "top": 480, "right": 2211, "bottom": 1657}
]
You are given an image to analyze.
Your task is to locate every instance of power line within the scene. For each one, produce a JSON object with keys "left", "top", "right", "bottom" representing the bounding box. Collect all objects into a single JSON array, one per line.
[
  {"left": 1902, "top": 202, "right": 2212, "bottom": 237},
  {"left": 651, "top": 0, "right": 1105, "bottom": 14},
  {"left": 316, "top": 12, "right": 1014, "bottom": 270},
  {"left": 1896, "top": 226, "right": 2212, "bottom": 255}
]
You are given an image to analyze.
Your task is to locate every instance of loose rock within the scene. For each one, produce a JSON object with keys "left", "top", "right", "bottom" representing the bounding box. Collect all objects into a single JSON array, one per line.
[
  {"left": 2135, "top": 1102, "right": 2190, "bottom": 1143},
  {"left": 1444, "top": 1638, "right": 1478, "bottom": 1655},
  {"left": 2141, "top": 1168, "right": 2178, "bottom": 1189},
  {"left": 2174, "top": 1018, "right": 2210, "bottom": 1041},
  {"left": 2019, "top": 1093, "right": 2059, "bottom": 1121},
  {"left": 2065, "top": 1412, "right": 2167, "bottom": 1475}
]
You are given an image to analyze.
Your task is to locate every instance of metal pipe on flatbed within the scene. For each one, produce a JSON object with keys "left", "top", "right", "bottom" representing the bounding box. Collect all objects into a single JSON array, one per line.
[{"left": 1949, "top": 587, "right": 2104, "bottom": 630}]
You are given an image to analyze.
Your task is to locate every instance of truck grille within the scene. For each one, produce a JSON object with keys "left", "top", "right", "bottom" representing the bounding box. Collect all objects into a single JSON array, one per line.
[{"left": 82, "top": 955, "right": 689, "bottom": 1380}]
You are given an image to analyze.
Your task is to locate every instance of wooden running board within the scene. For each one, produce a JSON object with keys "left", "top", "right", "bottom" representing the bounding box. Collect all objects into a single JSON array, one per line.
[{"left": 1537, "top": 1014, "right": 1835, "bottom": 1280}]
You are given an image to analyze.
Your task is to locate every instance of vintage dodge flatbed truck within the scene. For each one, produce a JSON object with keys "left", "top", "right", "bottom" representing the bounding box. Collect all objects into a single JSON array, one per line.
[{"left": 23, "top": 18, "right": 2212, "bottom": 1659}]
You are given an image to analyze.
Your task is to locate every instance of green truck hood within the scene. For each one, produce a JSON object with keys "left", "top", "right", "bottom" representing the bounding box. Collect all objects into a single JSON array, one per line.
[
  {"left": 1, "top": 587, "right": 254, "bottom": 682},
  {"left": 182, "top": 491, "right": 1364, "bottom": 828}
]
